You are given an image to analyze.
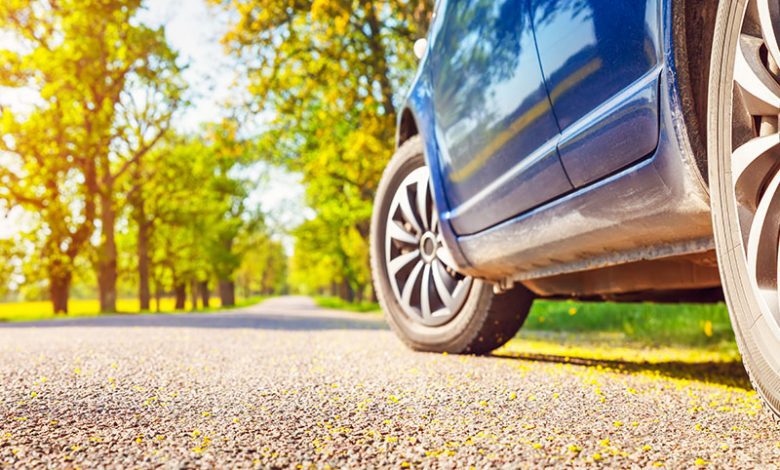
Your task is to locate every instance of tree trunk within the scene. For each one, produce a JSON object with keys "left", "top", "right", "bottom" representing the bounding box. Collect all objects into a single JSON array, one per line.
[
  {"left": 190, "top": 280, "right": 199, "bottom": 311},
  {"left": 97, "top": 191, "right": 118, "bottom": 313},
  {"left": 49, "top": 273, "right": 71, "bottom": 314},
  {"left": 339, "top": 279, "right": 355, "bottom": 303},
  {"left": 174, "top": 283, "right": 186, "bottom": 310},
  {"left": 137, "top": 208, "right": 151, "bottom": 311},
  {"left": 154, "top": 281, "right": 162, "bottom": 313},
  {"left": 219, "top": 279, "right": 235, "bottom": 307},
  {"left": 199, "top": 281, "right": 210, "bottom": 308}
]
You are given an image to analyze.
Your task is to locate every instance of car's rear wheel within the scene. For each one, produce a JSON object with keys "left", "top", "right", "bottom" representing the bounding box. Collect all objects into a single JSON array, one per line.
[
  {"left": 370, "top": 136, "right": 534, "bottom": 354},
  {"left": 709, "top": 0, "right": 780, "bottom": 418}
]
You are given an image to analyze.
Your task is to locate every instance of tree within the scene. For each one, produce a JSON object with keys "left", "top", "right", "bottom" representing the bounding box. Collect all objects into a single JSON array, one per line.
[
  {"left": 130, "top": 137, "right": 214, "bottom": 311},
  {"left": 201, "top": 119, "right": 254, "bottom": 307},
  {"left": 235, "top": 216, "right": 287, "bottom": 297},
  {"left": 0, "top": 238, "right": 21, "bottom": 300},
  {"left": 289, "top": 217, "right": 347, "bottom": 296},
  {"left": 0, "top": 104, "right": 91, "bottom": 312},
  {"left": 0, "top": 0, "right": 183, "bottom": 313},
  {"left": 126, "top": 124, "right": 262, "bottom": 311},
  {"left": 214, "top": 0, "right": 432, "bottom": 300},
  {"left": 89, "top": 7, "right": 184, "bottom": 313},
  {"left": 126, "top": 136, "right": 199, "bottom": 311}
]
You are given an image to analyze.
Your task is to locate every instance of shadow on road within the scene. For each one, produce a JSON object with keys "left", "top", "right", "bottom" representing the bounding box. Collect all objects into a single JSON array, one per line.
[
  {"left": 0, "top": 296, "right": 388, "bottom": 332},
  {"left": 0, "top": 294, "right": 747, "bottom": 390},
  {"left": 0, "top": 310, "right": 387, "bottom": 332},
  {"left": 494, "top": 351, "right": 751, "bottom": 390}
]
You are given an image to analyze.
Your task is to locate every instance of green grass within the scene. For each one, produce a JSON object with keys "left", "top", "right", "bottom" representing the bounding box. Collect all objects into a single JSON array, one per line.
[
  {"left": 0, "top": 296, "right": 268, "bottom": 323},
  {"left": 524, "top": 300, "right": 734, "bottom": 349},
  {"left": 499, "top": 301, "right": 743, "bottom": 388},
  {"left": 317, "top": 295, "right": 735, "bottom": 350},
  {"left": 314, "top": 296, "right": 380, "bottom": 313}
]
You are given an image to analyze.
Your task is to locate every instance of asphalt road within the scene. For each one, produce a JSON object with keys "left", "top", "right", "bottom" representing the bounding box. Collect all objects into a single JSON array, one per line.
[{"left": 1, "top": 296, "right": 780, "bottom": 468}]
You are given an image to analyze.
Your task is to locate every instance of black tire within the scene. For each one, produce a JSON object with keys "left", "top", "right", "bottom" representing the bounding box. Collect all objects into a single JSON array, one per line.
[
  {"left": 370, "top": 136, "right": 534, "bottom": 354},
  {"left": 709, "top": 0, "right": 780, "bottom": 418}
]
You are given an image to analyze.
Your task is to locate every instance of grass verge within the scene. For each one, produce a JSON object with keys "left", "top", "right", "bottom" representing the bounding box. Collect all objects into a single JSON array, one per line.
[
  {"left": 525, "top": 300, "right": 734, "bottom": 349},
  {"left": 314, "top": 296, "right": 380, "bottom": 313},
  {"left": 0, "top": 296, "right": 267, "bottom": 323},
  {"left": 317, "top": 296, "right": 735, "bottom": 350}
]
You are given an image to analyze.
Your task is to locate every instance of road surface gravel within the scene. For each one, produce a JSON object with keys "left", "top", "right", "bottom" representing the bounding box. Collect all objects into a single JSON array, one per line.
[{"left": 1, "top": 296, "right": 779, "bottom": 468}]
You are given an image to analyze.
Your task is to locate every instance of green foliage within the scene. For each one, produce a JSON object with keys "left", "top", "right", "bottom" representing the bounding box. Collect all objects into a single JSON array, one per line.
[
  {"left": 0, "top": 1, "right": 284, "bottom": 311},
  {"left": 117, "top": 117, "right": 288, "bottom": 310},
  {"left": 0, "top": 238, "right": 21, "bottom": 298},
  {"left": 215, "top": 0, "right": 432, "bottom": 300},
  {"left": 314, "top": 296, "right": 380, "bottom": 313},
  {"left": 235, "top": 227, "right": 287, "bottom": 296},
  {"left": 128, "top": 123, "right": 272, "bottom": 298},
  {"left": 0, "top": 0, "right": 185, "bottom": 312},
  {"left": 524, "top": 300, "right": 735, "bottom": 348},
  {"left": 289, "top": 218, "right": 347, "bottom": 294}
]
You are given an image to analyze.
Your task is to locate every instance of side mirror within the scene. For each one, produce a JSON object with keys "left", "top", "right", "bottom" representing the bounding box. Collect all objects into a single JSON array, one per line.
[{"left": 413, "top": 38, "right": 428, "bottom": 60}]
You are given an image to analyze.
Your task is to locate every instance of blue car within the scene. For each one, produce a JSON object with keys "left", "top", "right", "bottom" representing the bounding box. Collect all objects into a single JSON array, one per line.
[{"left": 370, "top": 0, "right": 780, "bottom": 416}]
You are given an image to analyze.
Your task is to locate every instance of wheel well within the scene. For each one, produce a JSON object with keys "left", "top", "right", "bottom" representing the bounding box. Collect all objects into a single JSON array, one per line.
[
  {"left": 397, "top": 108, "right": 419, "bottom": 147},
  {"left": 674, "top": 0, "right": 719, "bottom": 185}
]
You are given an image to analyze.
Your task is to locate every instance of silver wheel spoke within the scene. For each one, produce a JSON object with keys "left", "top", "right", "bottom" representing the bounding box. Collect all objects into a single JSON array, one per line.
[
  {"left": 397, "top": 188, "right": 422, "bottom": 234},
  {"left": 388, "top": 220, "right": 418, "bottom": 245},
  {"left": 735, "top": 34, "right": 780, "bottom": 116},
  {"left": 452, "top": 276, "right": 473, "bottom": 307},
  {"left": 416, "top": 175, "right": 430, "bottom": 231},
  {"left": 388, "top": 249, "right": 420, "bottom": 277},
  {"left": 746, "top": 168, "right": 780, "bottom": 296},
  {"left": 758, "top": 0, "right": 780, "bottom": 68},
  {"left": 420, "top": 263, "right": 432, "bottom": 318},
  {"left": 733, "top": 134, "right": 780, "bottom": 182},
  {"left": 401, "top": 260, "right": 424, "bottom": 308},
  {"left": 432, "top": 260, "right": 455, "bottom": 311},
  {"left": 732, "top": 134, "right": 780, "bottom": 208},
  {"left": 436, "top": 234, "right": 458, "bottom": 270},
  {"left": 429, "top": 187, "right": 438, "bottom": 231}
]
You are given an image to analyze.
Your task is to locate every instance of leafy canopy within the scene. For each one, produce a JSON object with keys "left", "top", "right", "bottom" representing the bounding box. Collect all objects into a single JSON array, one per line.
[{"left": 215, "top": 0, "right": 432, "bottom": 297}]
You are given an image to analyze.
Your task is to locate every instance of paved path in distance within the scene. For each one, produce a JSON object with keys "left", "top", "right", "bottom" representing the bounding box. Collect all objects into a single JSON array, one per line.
[{"left": 1, "top": 296, "right": 779, "bottom": 468}]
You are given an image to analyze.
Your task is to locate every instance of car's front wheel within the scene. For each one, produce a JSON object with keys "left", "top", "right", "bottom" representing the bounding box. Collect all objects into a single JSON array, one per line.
[
  {"left": 370, "top": 136, "right": 534, "bottom": 354},
  {"left": 709, "top": 0, "right": 780, "bottom": 418}
]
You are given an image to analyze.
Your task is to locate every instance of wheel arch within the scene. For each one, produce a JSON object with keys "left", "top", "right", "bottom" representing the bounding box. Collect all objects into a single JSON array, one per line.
[
  {"left": 673, "top": 0, "right": 720, "bottom": 185},
  {"left": 396, "top": 107, "right": 420, "bottom": 149}
]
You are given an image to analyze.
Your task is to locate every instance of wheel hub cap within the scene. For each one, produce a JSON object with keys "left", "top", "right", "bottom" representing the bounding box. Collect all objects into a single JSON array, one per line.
[
  {"left": 419, "top": 232, "right": 437, "bottom": 262},
  {"left": 384, "top": 166, "right": 473, "bottom": 326}
]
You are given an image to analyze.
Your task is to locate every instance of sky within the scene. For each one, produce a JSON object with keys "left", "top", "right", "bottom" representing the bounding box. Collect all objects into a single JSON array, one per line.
[
  {"left": 138, "top": 0, "right": 236, "bottom": 133},
  {"left": 0, "top": 0, "right": 307, "bottom": 249}
]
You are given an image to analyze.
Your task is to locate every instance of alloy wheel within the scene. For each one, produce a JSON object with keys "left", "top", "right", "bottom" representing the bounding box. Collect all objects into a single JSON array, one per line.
[
  {"left": 384, "top": 166, "right": 473, "bottom": 326},
  {"left": 729, "top": 0, "right": 780, "bottom": 339}
]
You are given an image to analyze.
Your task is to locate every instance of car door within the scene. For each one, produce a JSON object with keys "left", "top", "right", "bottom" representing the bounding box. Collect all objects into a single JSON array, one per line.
[
  {"left": 429, "top": 0, "right": 572, "bottom": 235},
  {"left": 530, "top": 0, "right": 662, "bottom": 187}
]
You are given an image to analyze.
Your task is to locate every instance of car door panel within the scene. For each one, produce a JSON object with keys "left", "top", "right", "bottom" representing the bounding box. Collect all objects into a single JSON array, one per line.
[
  {"left": 446, "top": 139, "right": 569, "bottom": 235},
  {"left": 530, "top": 0, "right": 661, "bottom": 187},
  {"left": 430, "top": 0, "right": 572, "bottom": 235},
  {"left": 557, "top": 69, "right": 661, "bottom": 186}
]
